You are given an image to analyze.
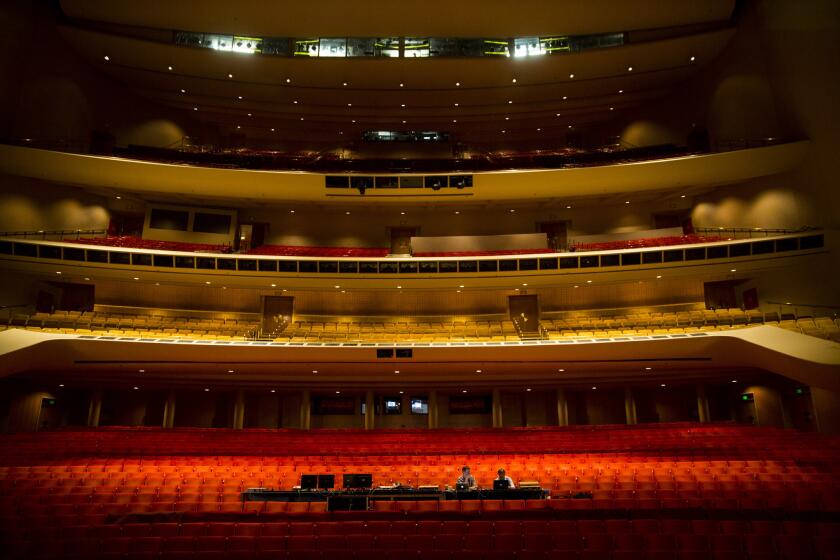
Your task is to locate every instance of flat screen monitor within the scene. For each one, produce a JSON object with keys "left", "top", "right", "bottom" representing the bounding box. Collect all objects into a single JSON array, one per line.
[
  {"left": 318, "top": 474, "right": 335, "bottom": 489},
  {"left": 300, "top": 475, "right": 318, "bottom": 490},
  {"left": 493, "top": 479, "right": 510, "bottom": 490},
  {"left": 343, "top": 473, "right": 373, "bottom": 489}
]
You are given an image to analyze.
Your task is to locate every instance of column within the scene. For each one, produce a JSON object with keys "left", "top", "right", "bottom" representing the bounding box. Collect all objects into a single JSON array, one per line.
[
  {"left": 162, "top": 389, "right": 176, "bottom": 429},
  {"left": 624, "top": 387, "right": 637, "bottom": 425},
  {"left": 364, "top": 391, "right": 375, "bottom": 430},
  {"left": 233, "top": 390, "right": 245, "bottom": 429},
  {"left": 696, "top": 385, "right": 711, "bottom": 423},
  {"left": 87, "top": 390, "right": 102, "bottom": 427},
  {"left": 428, "top": 390, "right": 438, "bottom": 429},
  {"left": 556, "top": 388, "right": 569, "bottom": 427},
  {"left": 300, "top": 390, "right": 311, "bottom": 430},
  {"left": 492, "top": 388, "right": 503, "bottom": 428}
]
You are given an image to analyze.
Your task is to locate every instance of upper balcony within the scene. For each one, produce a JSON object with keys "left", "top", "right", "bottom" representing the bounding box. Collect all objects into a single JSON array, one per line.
[{"left": 0, "top": 140, "right": 810, "bottom": 203}]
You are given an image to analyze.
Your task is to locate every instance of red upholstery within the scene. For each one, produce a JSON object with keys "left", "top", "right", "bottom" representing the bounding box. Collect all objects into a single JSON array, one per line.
[
  {"left": 570, "top": 234, "right": 723, "bottom": 252},
  {"left": 75, "top": 236, "right": 231, "bottom": 253},
  {"left": 247, "top": 245, "right": 389, "bottom": 257}
]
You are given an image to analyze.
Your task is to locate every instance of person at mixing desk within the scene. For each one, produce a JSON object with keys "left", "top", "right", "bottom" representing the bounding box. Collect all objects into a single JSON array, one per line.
[
  {"left": 494, "top": 468, "right": 516, "bottom": 489},
  {"left": 456, "top": 465, "right": 477, "bottom": 490}
]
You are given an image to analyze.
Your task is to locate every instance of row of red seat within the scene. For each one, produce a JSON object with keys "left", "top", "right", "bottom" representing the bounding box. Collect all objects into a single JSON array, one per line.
[
  {"left": 570, "top": 235, "right": 722, "bottom": 252},
  {"left": 75, "top": 236, "right": 231, "bottom": 253},
  {"left": 246, "top": 245, "right": 390, "bottom": 257},
  {"left": 6, "top": 528, "right": 839, "bottom": 559},
  {"left": 11, "top": 519, "right": 840, "bottom": 538},
  {"left": 3, "top": 424, "right": 837, "bottom": 461}
]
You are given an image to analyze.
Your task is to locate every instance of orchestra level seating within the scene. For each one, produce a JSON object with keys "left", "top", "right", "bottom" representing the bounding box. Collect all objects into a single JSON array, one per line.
[
  {"left": 3, "top": 305, "right": 838, "bottom": 343},
  {"left": 1, "top": 424, "right": 839, "bottom": 559}
]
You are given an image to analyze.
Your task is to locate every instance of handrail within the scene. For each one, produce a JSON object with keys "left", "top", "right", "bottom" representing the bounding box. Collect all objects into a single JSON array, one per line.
[
  {"left": 694, "top": 226, "right": 820, "bottom": 239},
  {"left": 0, "top": 229, "right": 107, "bottom": 240}
]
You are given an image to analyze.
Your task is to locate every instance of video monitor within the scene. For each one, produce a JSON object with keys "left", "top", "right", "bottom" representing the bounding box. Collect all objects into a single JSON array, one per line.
[
  {"left": 343, "top": 473, "right": 373, "bottom": 489},
  {"left": 317, "top": 474, "right": 335, "bottom": 489},
  {"left": 300, "top": 474, "right": 318, "bottom": 490}
]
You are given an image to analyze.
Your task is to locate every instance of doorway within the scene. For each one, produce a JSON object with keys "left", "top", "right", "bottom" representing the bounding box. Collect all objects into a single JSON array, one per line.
[
  {"left": 537, "top": 221, "right": 568, "bottom": 251},
  {"left": 508, "top": 294, "right": 540, "bottom": 336},
  {"left": 389, "top": 226, "right": 417, "bottom": 256},
  {"left": 237, "top": 222, "right": 268, "bottom": 252}
]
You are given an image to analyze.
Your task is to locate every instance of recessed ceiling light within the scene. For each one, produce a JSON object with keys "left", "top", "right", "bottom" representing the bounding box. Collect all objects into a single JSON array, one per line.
[
  {"left": 204, "top": 388, "right": 210, "bottom": 392},
  {"left": 193, "top": 107, "right": 198, "bottom": 111},
  {"left": 397, "top": 285, "right": 402, "bottom": 289},
  {"left": 228, "top": 73, "right": 233, "bottom": 78},
  {"left": 271, "top": 128, "right": 275, "bottom": 132},
  {"left": 574, "top": 285, "right": 579, "bottom": 288},
  {"left": 139, "top": 369, "right": 144, "bottom": 373},
  {"left": 556, "top": 113, "right": 561, "bottom": 117},
  {"left": 399, "top": 391, "right": 404, "bottom": 394},
  {"left": 501, "top": 130, "right": 506, "bottom": 133},
  {"left": 586, "top": 280, "right": 592, "bottom": 283},
  {"left": 627, "top": 66, "right": 633, "bottom": 72},
  {"left": 84, "top": 277, "right": 90, "bottom": 281},
  {"left": 452, "top": 119, "right": 457, "bottom": 123},
  {"left": 558, "top": 368, "right": 565, "bottom": 372},
  {"left": 180, "top": 89, "right": 186, "bottom": 94},
  {"left": 656, "top": 275, "right": 662, "bottom": 279},
  {"left": 566, "top": 205, "right": 572, "bottom": 209},
  {"left": 59, "top": 384, "right": 64, "bottom": 387},
  {"left": 459, "top": 285, "right": 465, "bottom": 288},
  {"left": 271, "top": 283, "right": 276, "bottom": 287},
  {"left": 342, "top": 82, "right": 348, "bottom": 86},
  {"left": 247, "top": 113, "right": 252, "bottom": 117},
  {"left": 609, "top": 107, "right": 614, "bottom": 111},
  {"left": 475, "top": 369, "right": 482, "bottom": 373},
  {"left": 660, "top": 383, "right": 666, "bottom": 387},
  {"left": 625, "top": 201, "right": 630, "bottom": 204},
  {"left": 312, "top": 370, "right": 318, "bottom": 373},
  {"left": 133, "top": 386, "right": 139, "bottom": 390},
  {"left": 731, "top": 380, "right": 737, "bottom": 383},
  {"left": 536, "top": 128, "right": 541, "bottom": 131},
  {"left": 454, "top": 103, "right": 459, "bottom": 107},
  {"left": 526, "top": 388, "right": 532, "bottom": 392},
  {"left": 55, "top": 271, "right": 61, "bottom": 275},
  {"left": 334, "top": 285, "right": 340, "bottom": 289},
  {"left": 592, "top": 386, "right": 597, "bottom": 390},
  {"left": 394, "top": 370, "right": 400, "bottom": 374},
  {"left": 237, "top": 95, "right": 243, "bottom": 100},
  {"left": 167, "top": 66, "right": 173, "bottom": 71},
  {"left": 645, "top": 367, "right": 652, "bottom": 370},
  {"left": 401, "top": 103, "right": 406, "bottom": 107},
  {"left": 462, "top": 390, "right": 468, "bottom": 393},
  {"left": 300, "top": 117, "right": 304, "bottom": 121},
  {"left": 285, "top": 78, "right": 291, "bottom": 83},
  {"left": 347, "top": 103, "right": 352, "bottom": 107},
  {"left": 335, "top": 391, "right": 341, "bottom": 394},
  {"left": 271, "top": 389, "right": 276, "bottom": 393},
  {"left": 522, "top": 283, "right": 528, "bottom": 286},
  {"left": 133, "top": 277, "right": 139, "bottom": 280},
  {"left": 730, "top": 269, "right": 737, "bottom": 272},
  {"left": 455, "top": 82, "right": 460, "bottom": 86},
  {"left": 345, "top": 211, "right": 350, "bottom": 215},
  {"left": 509, "top": 208, "right": 515, "bottom": 212},
  {"left": 569, "top": 73, "right": 575, "bottom": 79},
  {"left": 568, "top": 125, "right": 573, "bottom": 129},
  {"left": 205, "top": 281, "right": 211, "bottom": 284},
  {"left": 289, "top": 209, "right": 294, "bottom": 213},
  {"left": 293, "top": 100, "right": 298, "bottom": 104},
  {"left": 690, "top": 56, "right": 696, "bottom": 62},
  {"left": 562, "top": 96, "right": 568, "bottom": 100},
  {"left": 505, "top": 117, "right": 510, "bottom": 120},
  {"left": 507, "top": 100, "right": 513, "bottom": 104},
  {"left": 103, "top": 55, "right": 110, "bottom": 61},
  {"left": 402, "top": 120, "right": 406, "bottom": 123},
  {"left": 618, "top": 89, "right": 624, "bottom": 93},
  {"left": 399, "top": 83, "right": 404, "bottom": 87},
  {"left": 680, "top": 194, "right": 686, "bottom": 198},
  {"left": 511, "top": 78, "right": 517, "bottom": 83},
  {"left": 351, "top": 119, "right": 356, "bottom": 123},
  {"left": 400, "top": 211, "right": 405, "bottom": 215},
  {"left": 236, "top": 125, "right": 241, "bottom": 129}
]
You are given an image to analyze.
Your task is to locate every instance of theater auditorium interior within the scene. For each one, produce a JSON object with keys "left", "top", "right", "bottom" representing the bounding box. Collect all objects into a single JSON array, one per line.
[{"left": 0, "top": 0, "right": 839, "bottom": 559}]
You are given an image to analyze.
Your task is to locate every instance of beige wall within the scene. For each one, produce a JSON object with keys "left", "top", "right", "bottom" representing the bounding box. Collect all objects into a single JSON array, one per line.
[
  {"left": 743, "top": 384, "right": 785, "bottom": 428},
  {"left": 0, "top": 176, "right": 111, "bottom": 233}
]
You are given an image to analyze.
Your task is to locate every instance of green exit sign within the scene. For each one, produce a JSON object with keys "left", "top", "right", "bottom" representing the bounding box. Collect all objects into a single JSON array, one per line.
[{"left": 741, "top": 393, "right": 754, "bottom": 402}]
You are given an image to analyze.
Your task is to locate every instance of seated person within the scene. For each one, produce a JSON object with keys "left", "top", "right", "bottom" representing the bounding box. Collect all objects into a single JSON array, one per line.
[
  {"left": 456, "top": 465, "right": 477, "bottom": 490},
  {"left": 495, "top": 468, "right": 515, "bottom": 489}
]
